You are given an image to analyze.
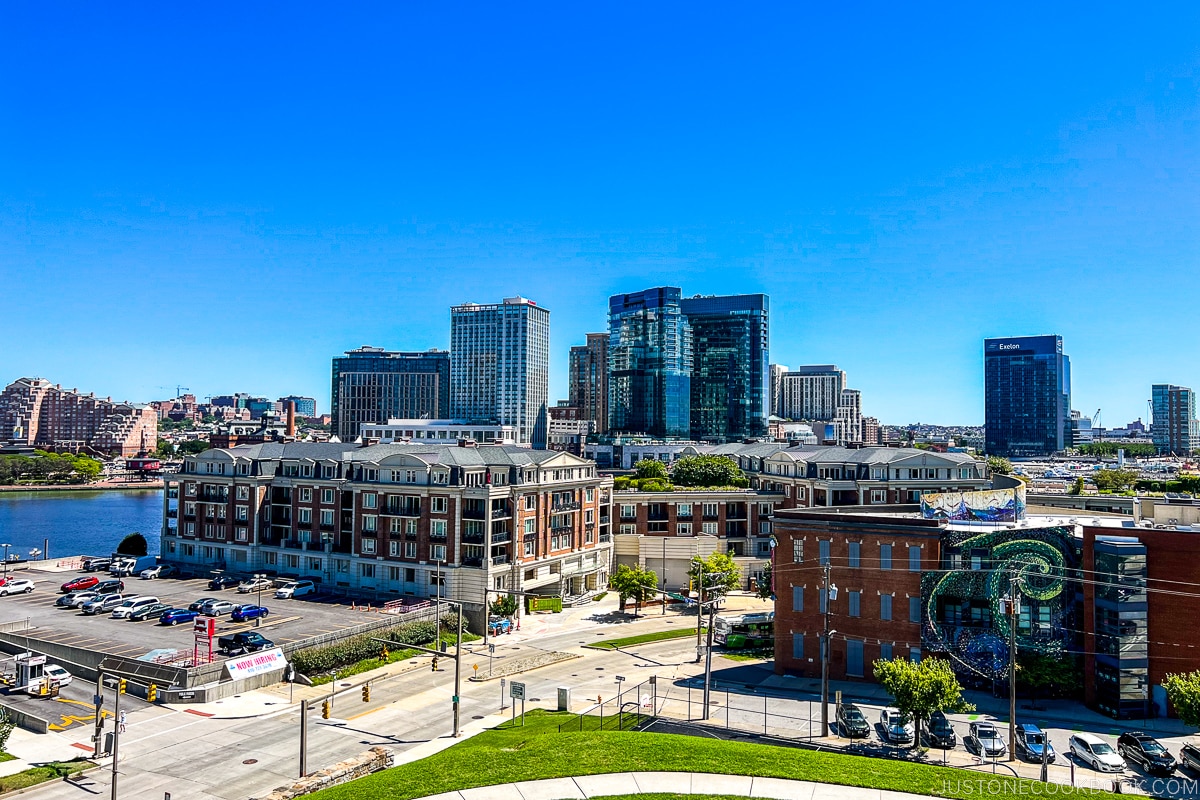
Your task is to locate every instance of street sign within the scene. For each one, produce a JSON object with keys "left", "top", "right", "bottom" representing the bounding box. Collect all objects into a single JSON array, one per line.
[
  {"left": 510, "top": 681, "right": 526, "bottom": 700},
  {"left": 615, "top": 675, "right": 625, "bottom": 682},
  {"left": 488, "top": 644, "right": 495, "bottom": 654},
  {"left": 452, "top": 695, "right": 459, "bottom": 703},
  {"left": 473, "top": 664, "right": 479, "bottom": 672}
]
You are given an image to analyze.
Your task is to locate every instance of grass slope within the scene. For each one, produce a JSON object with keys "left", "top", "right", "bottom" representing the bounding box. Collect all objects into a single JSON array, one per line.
[
  {"left": 308, "top": 710, "right": 1122, "bottom": 800},
  {"left": 0, "top": 760, "right": 92, "bottom": 792},
  {"left": 586, "top": 627, "right": 701, "bottom": 650}
]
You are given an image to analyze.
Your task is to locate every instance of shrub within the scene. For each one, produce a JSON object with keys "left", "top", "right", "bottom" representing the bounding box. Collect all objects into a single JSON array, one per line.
[
  {"left": 613, "top": 476, "right": 632, "bottom": 490},
  {"left": 289, "top": 614, "right": 464, "bottom": 677},
  {"left": 116, "top": 533, "right": 148, "bottom": 556}
]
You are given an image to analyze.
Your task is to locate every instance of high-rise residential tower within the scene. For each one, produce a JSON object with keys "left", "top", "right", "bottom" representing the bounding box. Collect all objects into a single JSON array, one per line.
[
  {"left": 568, "top": 333, "right": 609, "bottom": 435},
  {"left": 681, "top": 293, "right": 769, "bottom": 441},
  {"left": 450, "top": 297, "right": 550, "bottom": 448},
  {"left": 608, "top": 287, "right": 692, "bottom": 438},
  {"left": 778, "top": 366, "right": 846, "bottom": 422},
  {"left": 769, "top": 364, "right": 789, "bottom": 418},
  {"left": 984, "top": 335, "right": 1071, "bottom": 457},
  {"left": 1151, "top": 384, "right": 1199, "bottom": 455},
  {"left": 331, "top": 347, "right": 450, "bottom": 441}
]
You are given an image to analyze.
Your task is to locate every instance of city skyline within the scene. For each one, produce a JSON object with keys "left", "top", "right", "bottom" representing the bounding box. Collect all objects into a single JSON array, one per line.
[{"left": 4, "top": 5, "right": 1199, "bottom": 425}]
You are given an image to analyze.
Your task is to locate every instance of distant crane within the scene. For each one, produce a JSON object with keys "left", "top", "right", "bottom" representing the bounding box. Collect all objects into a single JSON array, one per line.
[
  {"left": 157, "top": 385, "right": 191, "bottom": 399},
  {"left": 1092, "top": 408, "right": 1101, "bottom": 434}
]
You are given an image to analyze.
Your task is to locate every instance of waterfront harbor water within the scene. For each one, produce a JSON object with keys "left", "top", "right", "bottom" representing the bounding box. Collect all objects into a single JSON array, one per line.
[{"left": 0, "top": 489, "right": 162, "bottom": 559}]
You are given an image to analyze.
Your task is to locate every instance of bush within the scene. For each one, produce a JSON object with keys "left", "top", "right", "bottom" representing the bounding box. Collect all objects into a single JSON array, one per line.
[
  {"left": 635, "top": 478, "right": 672, "bottom": 492},
  {"left": 671, "top": 455, "right": 746, "bottom": 488},
  {"left": 116, "top": 533, "right": 148, "bottom": 556},
  {"left": 613, "top": 476, "right": 632, "bottom": 490},
  {"left": 290, "top": 615, "right": 464, "bottom": 677}
]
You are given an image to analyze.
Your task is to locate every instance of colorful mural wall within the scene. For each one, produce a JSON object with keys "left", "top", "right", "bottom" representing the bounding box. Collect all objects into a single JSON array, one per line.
[{"left": 920, "top": 485, "right": 1026, "bottom": 522}]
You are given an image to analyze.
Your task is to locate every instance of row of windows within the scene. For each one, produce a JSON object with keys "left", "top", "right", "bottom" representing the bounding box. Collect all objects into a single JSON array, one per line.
[
  {"left": 790, "top": 634, "right": 920, "bottom": 675},
  {"left": 791, "top": 586, "right": 921, "bottom": 622},
  {"left": 797, "top": 540, "right": 923, "bottom": 571}
]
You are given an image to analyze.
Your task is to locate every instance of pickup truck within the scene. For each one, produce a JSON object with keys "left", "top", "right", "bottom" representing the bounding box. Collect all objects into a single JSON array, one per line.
[{"left": 217, "top": 631, "right": 275, "bottom": 656}]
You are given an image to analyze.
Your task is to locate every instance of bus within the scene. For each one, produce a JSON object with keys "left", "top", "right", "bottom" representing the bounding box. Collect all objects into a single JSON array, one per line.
[{"left": 712, "top": 612, "right": 775, "bottom": 649}]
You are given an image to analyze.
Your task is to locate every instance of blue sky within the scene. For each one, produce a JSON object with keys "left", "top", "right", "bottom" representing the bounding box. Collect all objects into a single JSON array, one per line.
[{"left": 2, "top": 4, "right": 1197, "bottom": 426}]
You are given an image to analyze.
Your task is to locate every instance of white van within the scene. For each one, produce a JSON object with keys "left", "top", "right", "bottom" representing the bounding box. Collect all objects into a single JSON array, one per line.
[{"left": 111, "top": 596, "right": 159, "bottom": 619}]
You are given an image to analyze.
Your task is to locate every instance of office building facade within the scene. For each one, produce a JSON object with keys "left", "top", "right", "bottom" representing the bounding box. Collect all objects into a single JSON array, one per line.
[
  {"left": 279, "top": 396, "right": 317, "bottom": 418},
  {"left": 331, "top": 348, "right": 451, "bottom": 442},
  {"left": 450, "top": 297, "right": 550, "bottom": 448},
  {"left": 1151, "top": 384, "right": 1198, "bottom": 455},
  {"left": 568, "top": 333, "right": 609, "bottom": 435},
  {"left": 608, "top": 287, "right": 692, "bottom": 438},
  {"left": 984, "top": 335, "right": 1071, "bottom": 457},
  {"left": 681, "top": 294, "right": 769, "bottom": 441}
]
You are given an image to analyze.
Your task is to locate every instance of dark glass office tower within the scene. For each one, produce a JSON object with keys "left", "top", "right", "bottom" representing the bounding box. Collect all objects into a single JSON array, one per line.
[
  {"left": 984, "top": 335, "right": 1071, "bottom": 457},
  {"left": 330, "top": 347, "right": 450, "bottom": 441},
  {"left": 608, "top": 287, "right": 692, "bottom": 438},
  {"left": 1092, "top": 538, "right": 1149, "bottom": 719},
  {"left": 681, "top": 294, "right": 769, "bottom": 442}
]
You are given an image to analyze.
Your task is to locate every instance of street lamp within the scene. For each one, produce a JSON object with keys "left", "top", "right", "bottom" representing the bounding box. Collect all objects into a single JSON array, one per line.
[
  {"left": 820, "top": 562, "right": 839, "bottom": 738},
  {"left": 254, "top": 572, "right": 266, "bottom": 627}
]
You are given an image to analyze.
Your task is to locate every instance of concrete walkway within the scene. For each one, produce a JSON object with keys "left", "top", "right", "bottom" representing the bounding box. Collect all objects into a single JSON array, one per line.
[{"left": 415, "top": 772, "right": 932, "bottom": 800}]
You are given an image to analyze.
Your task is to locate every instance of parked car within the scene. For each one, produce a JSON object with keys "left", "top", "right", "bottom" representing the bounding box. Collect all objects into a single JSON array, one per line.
[
  {"left": 274, "top": 580, "right": 317, "bottom": 599},
  {"left": 209, "top": 575, "right": 239, "bottom": 590},
  {"left": 43, "top": 664, "right": 73, "bottom": 687},
  {"left": 140, "top": 565, "right": 177, "bottom": 580},
  {"left": 488, "top": 616, "right": 513, "bottom": 635},
  {"left": 189, "top": 597, "right": 218, "bottom": 612},
  {"left": 923, "top": 711, "right": 958, "bottom": 748},
  {"left": 1179, "top": 743, "right": 1200, "bottom": 775},
  {"left": 835, "top": 703, "right": 871, "bottom": 738},
  {"left": 112, "top": 555, "right": 157, "bottom": 576},
  {"left": 61, "top": 576, "right": 100, "bottom": 593},
  {"left": 879, "top": 708, "right": 915, "bottom": 744},
  {"left": 966, "top": 722, "right": 1008, "bottom": 759},
  {"left": 160, "top": 607, "right": 200, "bottom": 626},
  {"left": 1069, "top": 733, "right": 1126, "bottom": 773},
  {"left": 1118, "top": 732, "right": 1175, "bottom": 775},
  {"left": 57, "top": 590, "right": 99, "bottom": 608},
  {"left": 83, "top": 557, "right": 111, "bottom": 572},
  {"left": 111, "top": 596, "right": 160, "bottom": 619},
  {"left": 237, "top": 578, "right": 273, "bottom": 594},
  {"left": 0, "top": 579, "right": 34, "bottom": 596},
  {"left": 201, "top": 599, "right": 237, "bottom": 617},
  {"left": 218, "top": 631, "right": 275, "bottom": 656},
  {"left": 1015, "top": 723, "right": 1056, "bottom": 763},
  {"left": 94, "top": 579, "right": 125, "bottom": 595},
  {"left": 128, "top": 602, "right": 172, "bottom": 622},
  {"left": 231, "top": 604, "right": 269, "bottom": 623},
  {"left": 82, "top": 593, "right": 131, "bottom": 615}
]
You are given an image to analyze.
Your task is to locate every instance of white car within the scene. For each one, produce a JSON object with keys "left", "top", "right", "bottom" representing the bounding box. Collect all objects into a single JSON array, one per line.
[
  {"left": 275, "top": 580, "right": 317, "bottom": 599},
  {"left": 880, "top": 708, "right": 915, "bottom": 744},
  {"left": 1070, "top": 733, "right": 1127, "bottom": 773},
  {"left": 111, "top": 596, "right": 159, "bottom": 619},
  {"left": 44, "top": 664, "right": 73, "bottom": 687},
  {"left": 0, "top": 579, "right": 34, "bottom": 596}
]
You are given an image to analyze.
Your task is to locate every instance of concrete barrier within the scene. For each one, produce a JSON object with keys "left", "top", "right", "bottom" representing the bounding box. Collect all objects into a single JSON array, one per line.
[
  {"left": 249, "top": 747, "right": 393, "bottom": 800},
  {"left": 0, "top": 700, "right": 52, "bottom": 734}
]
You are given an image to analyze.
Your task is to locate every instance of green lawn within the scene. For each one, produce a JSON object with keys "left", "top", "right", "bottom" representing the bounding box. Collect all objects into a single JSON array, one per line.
[
  {"left": 0, "top": 760, "right": 92, "bottom": 792},
  {"left": 0, "top": 752, "right": 15, "bottom": 763},
  {"left": 586, "top": 627, "right": 703, "bottom": 650},
  {"left": 307, "top": 710, "right": 1122, "bottom": 800}
]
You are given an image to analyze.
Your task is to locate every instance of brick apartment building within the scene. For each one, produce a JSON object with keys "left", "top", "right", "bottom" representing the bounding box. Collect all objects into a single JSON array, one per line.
[
  {"left": 162, "top": 441, "right": 612, "bottom": 624},
  {"left": 0, "top": 377, "right": 158, "bottom": 457}
]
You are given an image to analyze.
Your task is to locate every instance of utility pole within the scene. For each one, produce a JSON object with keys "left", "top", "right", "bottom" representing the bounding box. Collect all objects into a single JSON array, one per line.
[
  {"left": 299, "top": 699, "right": 308, "bottom": 777},
  {"left": 482, "top": 587, "right": 489, "bottom": 647},
  {"left": 453, "top": 601, "right": 463, "bottom": 737},
  {"left": 702, "top": 601, "right": 716, "bottom": 720},
  {"left": 695, "top": 559, "right": 704, "bottom": 653},
  {"left": 820, "top": 562, "right": 831, "bottom": 738},
  {"left": 110, "top": 684, "right": 122, "bottom": 800},
  {"left": 92, "top": 671, "right": 105, "bottom": 759},
  {"left": 1008, "top": 575, "right": 1019, "bottom": 762},
  {"left": 661, "top": 537, "right": 667, "bottom": 616}
]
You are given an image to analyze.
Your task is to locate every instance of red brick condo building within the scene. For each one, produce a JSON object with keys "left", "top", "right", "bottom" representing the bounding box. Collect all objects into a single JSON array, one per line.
[{"left": 163, "top": 441, "right": 612, "bottom": 626}]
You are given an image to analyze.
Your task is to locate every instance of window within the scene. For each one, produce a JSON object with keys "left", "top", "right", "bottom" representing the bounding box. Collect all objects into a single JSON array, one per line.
[
  {"left": 909, "top": 648, "right": 921, "bottom": 663},
  {"left": 236, "top": 486, "right": 249, "bottom": 500},
  {"left": 792, "top": 633, "right": 804, "bottom": 660},
  {"left": 880, "top": 544, "right": 892, "bottom": 570},
  {"left": 404, "top": 542, "right": 416, "bottom": 558},
  {"left": 793, "top": 538, "right": 803, "bottom": 563},
  {"left": 362, "top": 538, "right": 376, "bottom": 554},
  {"left": 431, "top": 496, "right": 447, "bottom": 514},
  {"left": 848, "top": 590, "right": 860, "bottom": 617},
  {"left": 235, "top": 527, "right": 247, "bottom": 542},
  {"left": 320, "top": 509, "right": 334, "bottom": 526},
  {"left": 846, "top": 639, "right": 864, "bottom": 677},
  {"left": 792, "top": 586, "right": 803, "bottom": 612},
  {"left": 819, "top": 588, "right": 827, "bottom": 614},
  {"left": 871, "top": 489, "right": 886, "bottom": 503},
  {"left": 524, "top": 494, "right": 537, "bottom": 510},
  {"left": 909, "top": 596, "right": 921, "bottom": 623},
  {"left": 908, "top": 545, "right": 921, "bottom": 572},
  {"left": 389, "top": 541, "right": 400, "bottom": 557},
  {"left": 298, "top": 508, "right": 311, "bottom": 524},
  {"left": 405, "top": 518, "right": 417, "bottom": 535},
  {"left": 585, "top": 509, "right": 594, "bottom": 524},
  {"left": 300, "top": 488, "right": 312, "bottom": 503},
  {"left": 848, "top": 541, "right": 860, "bottom": 568},
  {"left": 431, "top": 520, "right": 447, "bottom": 539},
  {"left": 620, "top": 504, "right": 635, "bottom": 518},
  {"left": 819, "top": 540, "right": 830, "bottom": 566},
  {"left": 677, "top": 523, "right": 692, "bottom": 536},
  {"left": 677, "top": 503, "right": 693, "bottom": 517},
  {"left": 322, "top": 489, "right": 334, "bottom": 505},
  {"left": 585, "top": 488, "right": 594, "bottom": 502},
  {"left": 431, "top": 544, "right": 447, "bottom": 561},
  {"left": 759, "top": 521, "right": 771, "bottom": 535},
  {"left": 702, "top": 503, "right": 718, "bottom": 518},
  {"left": 880, "top": 642, "right": 893, "bottom": 661},
  {"left": 363, "top": 493, "right": 377, "bottom": 509},
  {"left": 880, "top": 593, "right": 893, "bottom": 621},
  {"left": 236, "top": 506, "right": 248, "bottom": 521},
  {"left": 363, "top": 515, "right": 377, "bottom": 532},
  {"left": 702, "top": 522, "right": 717, "bottom": 535},
  {"left": 523, "top": 540, "right": 535, "bottom": 557},
  {"left": 620, "top": 524, "right": 636, "bottom": 534},
  {"left": 360, "top": 563, "right": 375, "bottom": 578}
]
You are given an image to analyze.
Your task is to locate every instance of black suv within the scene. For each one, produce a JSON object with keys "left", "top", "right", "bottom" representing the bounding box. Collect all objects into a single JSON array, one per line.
[
  {"left": 836, "top": 703, "right": 871, "bottom": 738},
  {"left": 94, "top": 579, "right": 124, "bottom": 595},
  {"left": 922, "top": 710, "right": 957, "bottom": 748},
  {"left": 1117, "top": 732, "right": 1176, "bottom": 776}
]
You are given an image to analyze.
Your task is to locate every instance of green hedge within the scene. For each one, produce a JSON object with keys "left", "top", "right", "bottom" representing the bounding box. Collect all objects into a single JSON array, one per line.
[{"left": 290, "top": 615, "right": 463, "bottom": 677}]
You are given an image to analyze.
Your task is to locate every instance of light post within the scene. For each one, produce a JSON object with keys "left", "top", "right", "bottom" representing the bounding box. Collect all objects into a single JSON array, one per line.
[
  {"left": 1006, "top": 576, "right": 1020, "bottom": 762},
  {"left": 1, "top": 544, "right": 9, "bottom": 578},
  {"left": 255, "top": 573, "right": 266, "bottom": 627},
  {"left": 819, "top": 562, "right": 839, "bottom": 738}
]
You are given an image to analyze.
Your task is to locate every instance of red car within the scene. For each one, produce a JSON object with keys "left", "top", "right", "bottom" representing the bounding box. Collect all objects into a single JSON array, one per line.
[{"left": 60, "top": 576, "right": 100, "bottom": 593}]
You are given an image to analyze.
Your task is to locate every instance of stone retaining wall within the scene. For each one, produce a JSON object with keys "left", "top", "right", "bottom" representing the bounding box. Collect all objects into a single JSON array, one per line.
[{"left": 249, "top": 747, "right": 393, "bottom": 800}]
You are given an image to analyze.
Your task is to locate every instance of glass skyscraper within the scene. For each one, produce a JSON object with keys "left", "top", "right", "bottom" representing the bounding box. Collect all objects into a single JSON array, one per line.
[
  {"left": 984, "top": 335, "right": 1071, "bottom": 457},
  {"left": 330, "top": 347, "right": 450, "bottom": 441},
  {"left": 680, "top": 293, "right": 769, "bottom": 441},
  {"left": 1151, "top": 384, "right": 1199, "bottom": 455},
  {"left": 608, "top": 287, "right": 692, "bottom": 438}
]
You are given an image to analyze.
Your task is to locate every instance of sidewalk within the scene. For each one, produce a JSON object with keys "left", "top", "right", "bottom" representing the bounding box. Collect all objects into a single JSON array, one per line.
[{"left": 0, "top": 726, "right": 95, "bottom": 778}]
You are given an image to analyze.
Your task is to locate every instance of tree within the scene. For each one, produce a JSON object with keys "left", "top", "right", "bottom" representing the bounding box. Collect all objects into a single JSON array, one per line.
[
  {"left": 1067, "top": 476, "right": 1085, "bottom": 495},
  {"left": 1163, "top": 671, "right": 1200, "bottom": 728},
  {"left": 671, "top": 455, "right": 749, "bottom": 488},
  {"left": 489, "top": 594, "right": 519, "bottom": 618},
  {"left": 986, "top": 456, "right": 1013, "bottom": 476},
  {"left": 116, "top": 532, "right": 148, "bottom": 556},
  {"left": 755, "top": 562, "right": 774, "bottom": 600},
  {"left": 1017, "top": 653, "right": 1082, "bottom": 704},
  {"left": 1093, "top": 469, "right": 1138, "bottom": 492},
  {"left": 633, "top": 459, "right": 668, "bottom": 480},
  {"left": 0, "top": 709, "right": 13, "bottom": 754},
  {"left": 178, "top": 440, "right": 210, "bottom": 455},
  {"left": 689, "top": 552, "right": 742, "bottom": 599},
  {"left": 872, "top": 656, "right": 974, "bottom": 749},
  {"left": 156, "top": 439, "right": 176, "bottom": 458},
  {"left": 610, "top": 564, "right": 658, "bottom": 616}
]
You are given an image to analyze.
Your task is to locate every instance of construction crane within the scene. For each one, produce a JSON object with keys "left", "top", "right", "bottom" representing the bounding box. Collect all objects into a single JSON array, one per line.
[
  {"left": 1092, "top": 408, "right": 1101, "bottom": 434},
  {"left": 157, "top": 385, "right": 191, "bottom": 399}
]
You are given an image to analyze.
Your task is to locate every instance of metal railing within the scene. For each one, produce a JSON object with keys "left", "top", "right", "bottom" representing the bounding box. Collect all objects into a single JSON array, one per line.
[{"left": 558, "top": 677, "right": 656, "bottom": 732}]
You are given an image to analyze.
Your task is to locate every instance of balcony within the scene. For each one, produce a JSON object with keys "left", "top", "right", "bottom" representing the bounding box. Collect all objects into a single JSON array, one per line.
[
  {"left": 284, "top": 540, "right": 303, "bottom": 550},
  {"left": 462, "top": 557, "right": 483, "bottom": 568},
  {"left": 551, "top": 501, "right": 581, "bottom": 513},
  {"left": 386, "top": 504, "right": 422, "bottom": 517},
  {"left": 166, "top": 510, "right": 178, "bottom": 519},
  {"left": 491, "top": 532, "right": 513, "bottom": 544},
  {"left": 490, "top": 504, "right": 512, "bottom": 519},
  {"left": 462, "top": 532, "right": 485, "bottom": 544},
  {"left": 550, "top": 525, "right": 573, "bottom": 535},
  {"left": 599, "top": 533, "right": 612, "bottom": 543},
  {"left": 491, "top": 555, "right": 510, "bottom": 566},
  {"left": 305, "top": 542, "right": 326, "bottom": 552},
  {"left": 430, "top": 531, "right": 448, "bottom": 540},
  {"left": 462, "top": 508, "right": 487, "bottom": 521}
]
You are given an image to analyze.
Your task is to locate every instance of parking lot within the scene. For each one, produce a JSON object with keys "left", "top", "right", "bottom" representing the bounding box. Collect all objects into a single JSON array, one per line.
[{"left": 0, "top": 566, "right": 400, "bottom": 663}]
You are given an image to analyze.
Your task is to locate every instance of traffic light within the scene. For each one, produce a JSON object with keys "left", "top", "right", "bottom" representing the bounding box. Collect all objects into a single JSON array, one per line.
[
  {"left": 322, "top": 700, "right": 331, "bottom": 719},
  {"left": 118, "top": 679, "right": 127, "bottom": 694},
  {"left": 361, "top": 684, "right": 370, "bottom": 703},
  {"left": 431, "top": 656, "right": 439, "bottom": 672},
  {"left": 148, "top": 683, "right": 157, "bottom": 703}
]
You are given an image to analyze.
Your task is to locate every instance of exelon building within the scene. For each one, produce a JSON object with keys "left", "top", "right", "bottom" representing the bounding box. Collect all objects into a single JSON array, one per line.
[{"left": 984, "top": 335, "right": 1071, "bottom": 457}]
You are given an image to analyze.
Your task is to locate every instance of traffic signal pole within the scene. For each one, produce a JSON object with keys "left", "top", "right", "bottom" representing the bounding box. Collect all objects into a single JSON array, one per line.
[{"left": 110, "top": 685, "right": 122, "bottom": 800}]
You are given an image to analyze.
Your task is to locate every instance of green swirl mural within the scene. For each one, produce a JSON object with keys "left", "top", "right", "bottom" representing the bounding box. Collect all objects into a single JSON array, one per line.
[{"left": 922, "top": 525, "right": 1078, "bottom": 681}]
